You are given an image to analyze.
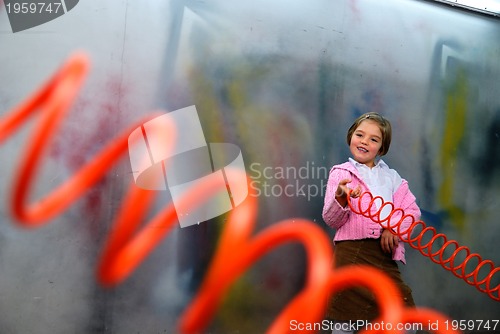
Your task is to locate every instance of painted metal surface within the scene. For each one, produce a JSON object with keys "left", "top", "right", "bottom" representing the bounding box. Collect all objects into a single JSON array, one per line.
[{"left": 1, "top": 0, "right": 499, "bottom": 332}]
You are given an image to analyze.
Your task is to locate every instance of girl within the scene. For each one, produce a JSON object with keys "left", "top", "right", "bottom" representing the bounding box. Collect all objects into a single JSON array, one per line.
[{"left": 322, "top": 112, "right": 420, "bottom": 332}]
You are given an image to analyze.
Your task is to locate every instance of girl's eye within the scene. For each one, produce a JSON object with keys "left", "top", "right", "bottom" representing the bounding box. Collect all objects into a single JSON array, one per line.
[{"left": 371, "top": 138, "right": 378, "bottom": 143}]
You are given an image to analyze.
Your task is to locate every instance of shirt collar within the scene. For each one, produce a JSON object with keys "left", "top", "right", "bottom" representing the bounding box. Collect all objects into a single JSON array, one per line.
[{"left": 348, "top": 157, "right": 387, "bottom": 170}]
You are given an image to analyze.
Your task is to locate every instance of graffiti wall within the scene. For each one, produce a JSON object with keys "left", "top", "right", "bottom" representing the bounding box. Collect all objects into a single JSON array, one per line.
[{"left": 0, "top": 0, "right": 499, "bottom": 333}]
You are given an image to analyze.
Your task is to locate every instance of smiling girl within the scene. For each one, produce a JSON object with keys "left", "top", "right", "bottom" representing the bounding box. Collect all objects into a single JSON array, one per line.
[{"left": 322, "top": 112, "right": 421, "bottom": 333}]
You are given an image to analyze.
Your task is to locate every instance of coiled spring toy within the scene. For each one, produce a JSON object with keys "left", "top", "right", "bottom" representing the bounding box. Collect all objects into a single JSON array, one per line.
[
  {"left": 0, "top": 52, "right": 460, "bottom": 333},
  {"left": 347, "top": 191, "right": 500, "bottom": 301}
]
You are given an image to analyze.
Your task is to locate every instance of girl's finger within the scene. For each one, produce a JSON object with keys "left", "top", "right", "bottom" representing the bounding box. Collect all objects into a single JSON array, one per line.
[
  {"left": 339, "top": 178, "right": 351, "bottom": 186},
  {"left": 381, "top": 238, "right": 389, "bottom": 253}
]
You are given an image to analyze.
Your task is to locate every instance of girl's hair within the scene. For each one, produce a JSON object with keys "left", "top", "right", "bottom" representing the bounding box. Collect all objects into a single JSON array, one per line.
[{"left": 346, "top": 112, "right": 392, "bottom": 156}]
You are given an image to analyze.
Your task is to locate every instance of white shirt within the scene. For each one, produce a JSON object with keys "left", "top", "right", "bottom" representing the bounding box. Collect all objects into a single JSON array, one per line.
[{"left": 348, "top": 158, "right": 402, "bottom": 220}]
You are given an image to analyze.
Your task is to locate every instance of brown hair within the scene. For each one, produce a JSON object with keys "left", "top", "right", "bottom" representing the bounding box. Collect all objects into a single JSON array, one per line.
[{"left": 346, "top": 112, "right": 392, "bottom": 156}]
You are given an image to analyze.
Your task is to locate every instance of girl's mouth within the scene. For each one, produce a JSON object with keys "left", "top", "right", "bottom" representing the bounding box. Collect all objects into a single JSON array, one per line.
[{"left": 357, "top": 147, "right": 368, "bottom": 153}]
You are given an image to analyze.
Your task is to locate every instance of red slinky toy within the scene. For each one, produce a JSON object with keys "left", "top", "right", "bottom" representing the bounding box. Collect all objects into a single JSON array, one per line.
[
  {"left": 347, "top": 191, "right": 499, "bottom": 301},
  {"left": 0, "top": 52, "right": 461, "bottom": 333}
]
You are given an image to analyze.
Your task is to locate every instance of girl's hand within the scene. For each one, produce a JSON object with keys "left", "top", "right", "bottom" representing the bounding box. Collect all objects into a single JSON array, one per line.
[
  {"left": 380, "top": 228, "right": 399, "bottom": 254},
  {"left": 336, "top": 179, "right": 361, "bottom": 198},
  {"left": 335, "top": 179, "right": 361, "bottom": 207}
]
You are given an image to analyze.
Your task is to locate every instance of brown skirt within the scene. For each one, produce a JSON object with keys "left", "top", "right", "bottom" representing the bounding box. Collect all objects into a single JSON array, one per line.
[{"left": 326, "top": 238, "right": 415, "bottom": 321}]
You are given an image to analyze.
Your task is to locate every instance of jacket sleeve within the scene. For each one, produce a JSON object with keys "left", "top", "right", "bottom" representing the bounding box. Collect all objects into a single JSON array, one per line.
[
  {"left": 322, "top": 168, "right": 351, "bottom": 230},
  {"left": 390, "top": 180, "right": 421, "bottom": 237}
]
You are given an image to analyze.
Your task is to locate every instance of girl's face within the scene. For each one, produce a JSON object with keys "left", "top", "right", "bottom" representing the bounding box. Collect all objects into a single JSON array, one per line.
[{"left": 349, "top": 120, "right": 383, "bottom": 168}]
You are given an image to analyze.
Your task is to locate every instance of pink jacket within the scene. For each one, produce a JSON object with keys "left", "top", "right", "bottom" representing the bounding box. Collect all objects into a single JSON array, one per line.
[{"left": 322, "top": 162, "right": 421, "bottom": 264}]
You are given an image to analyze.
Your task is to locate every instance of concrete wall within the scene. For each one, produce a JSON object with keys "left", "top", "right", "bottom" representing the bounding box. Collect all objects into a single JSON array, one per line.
[{"left": 1, "top": 0, "right": 499, "bottom": 332}]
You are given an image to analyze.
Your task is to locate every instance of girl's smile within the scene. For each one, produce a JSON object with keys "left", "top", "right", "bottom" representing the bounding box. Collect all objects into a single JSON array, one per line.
[{"left": 349, "top": 120, "right": 383, "bottom": 168}]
